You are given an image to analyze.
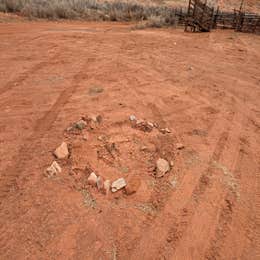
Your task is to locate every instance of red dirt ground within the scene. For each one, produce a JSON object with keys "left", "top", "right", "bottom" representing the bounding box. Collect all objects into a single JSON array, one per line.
[{"left": 0, "top": 18, "right": 260, "bottom": 259}]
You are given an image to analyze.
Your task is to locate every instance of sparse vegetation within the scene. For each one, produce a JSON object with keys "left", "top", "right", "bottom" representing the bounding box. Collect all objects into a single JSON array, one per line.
[{"left": 0, "top": 0, "right": 181, "bottom": 27}]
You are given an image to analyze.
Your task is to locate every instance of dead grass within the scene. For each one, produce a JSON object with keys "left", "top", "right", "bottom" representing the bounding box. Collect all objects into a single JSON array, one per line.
[{"left": 0, "top": 0, "right": 181, "bottom": 25}]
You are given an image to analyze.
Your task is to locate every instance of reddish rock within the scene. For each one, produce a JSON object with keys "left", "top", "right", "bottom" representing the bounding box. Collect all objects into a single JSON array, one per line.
[
  {"left": 103, "top": 180, "right": 111, "bottom": 195},
  {"left": 97, "top": 176, "right": 104, "bottom": 191},
  {"left": 125, "top": 176, "right": 141, "bottom": 195},
  {"left": 87, "top": 172, "right": 98, "bottom": 186},
  {"left": 176, "top": 143, "right": 185, "bottom": 150},
  {"left": 54, "top": 142, "right": 69, "bottom": 159},
  {"left": 159, "top": 128, "right": 171, "bottom": 134}
]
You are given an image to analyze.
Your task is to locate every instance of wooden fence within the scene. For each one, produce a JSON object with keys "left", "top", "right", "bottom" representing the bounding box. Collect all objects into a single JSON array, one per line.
[
  {"left": 185, "top": 0, "right": 214, "bottom": 32},
  {"left": 182, "top": 0, "right": 260, "bottom": 34}
]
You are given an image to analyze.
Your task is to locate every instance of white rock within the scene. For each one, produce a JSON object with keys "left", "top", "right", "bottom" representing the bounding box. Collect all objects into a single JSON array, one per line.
[
  {"left": 171, "top": 179, "right": 177, "bottom": 188},
  {"left": 87, "top": 172, "right": 98, "bottom": 186},
  {"left": 156, "top": 158, "right": 170, "bottom": 178},
  {"left": 147, "top": 122, "right": 154, "bottom": 128},
  {"left": 129, "top": 115, "right": 136, "bottom": 121},
  {"left": 54, "top": 142, "right": 69, "bottom": 159},
  {"left": 46, "top": 161, "right": 61, "bottom": 177},
  {"left": 111, "top": 178, "right": 127, "bottom": 192}
]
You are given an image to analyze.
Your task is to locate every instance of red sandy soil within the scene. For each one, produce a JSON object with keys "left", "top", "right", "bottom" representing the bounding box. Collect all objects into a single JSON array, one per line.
[{"left": 0, "top": 18, "right": 260, "bottom": 259}]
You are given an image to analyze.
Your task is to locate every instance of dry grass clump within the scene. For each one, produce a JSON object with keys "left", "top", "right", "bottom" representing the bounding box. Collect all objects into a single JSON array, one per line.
[{"left": 0, "top": 0, "right": 181, "bottom": 25}]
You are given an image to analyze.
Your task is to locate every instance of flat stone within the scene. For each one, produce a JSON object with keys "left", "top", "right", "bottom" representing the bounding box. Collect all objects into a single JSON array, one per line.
[
  {"left": 156, "top": 158, "right": 170, "bottom": 178},
  {"left": 75, "top": 119, "right": 87, "bottom": 130},
  {"left": 111, "top": 178, "right": 127, "bottom": 193},
  {"left": 46, "top": 161, "right": 61, "bottom": 177},
  {"left": 87, "top": 172, "right": 98, "bottom": 186},
  {"left": 66, "top": 126, "right": 74, "bottom": 132},
  {"left": 136, "top": 119, "right": 144, "bottom": 125},
  {"left": 54, "top": 142, "right": 69, "bottom": 159},
  {"left": 176, "top": 143, "right": 185, "bottom": 150},
  {"left": 147, "top": 122, "right": 154, "bottom": 128},
  {"left": 160, "top": 128, "right": 171, "bottom": 134},
  {"left": 88, "top": 86, "right": 104, "bottom": 96},
  {"left": 140, "top": 146, "right": 148, "bottom": 151}
]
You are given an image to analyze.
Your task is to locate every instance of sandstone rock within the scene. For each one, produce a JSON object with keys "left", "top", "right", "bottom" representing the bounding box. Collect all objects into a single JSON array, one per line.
[
  {"left": 147, "top": 122, "right": 154, "bottom": 128},
  {"left": 54, "top": 142, "right": 69, "bottom": 159},
  {"left": 176, "top": 143, "right": 185, "bottom": 150},
  {"left": 160, "top": 128, "right": 171, "bottom": 134},
  {"left": 97, "top": 176, "right": 104, "bottom": 190},
  {"left": 140, "top": 146, "right": 148, "bottom": 151},
  {"left": 66, "top": 126, "right": 74, "bottom": 132},
  {"left": 156, "top": 158, "right": 170, "bottom": 178},
  {"left": 87, "top": 172, "right": 98, "bottom": 186},
  {"left": 125, "top": 177, "right": 141, "bottom": 195},
  {"left": 136, "top": 119, "right": 144, "bottom": 125},
  {"left": 153, "top": 122, "right": 159, "bottom": 128},
  {"left": 103, "top": 180, "right": 111, "bottom": 195},
  {"left": 46, "top": 161, "right": 61, "bottom": 177},
  {"left": 97, "top": 135, "right": 106, "bottom": 141},
  {"left": 171, "top": 178, "right": 177, "bottom": 188},
  {"left": 129, "top": 115, "right": 136, "bottom": 121},
  {"left": 75, "top": 119, "right": 87, "bottom": 130},
  {"left": 111, "top": 178, "right": 127, "bottom": 193},
  {"left": 88, "top": 86, "right": 104, "bottom": 96},
  {"left": 135, "top": 120, "right": 153, "bottom": 132},
  {"left": 83, "top": 134, "right": 88, "bottom": 141},
  {"left": 90, "top": 115, "right": 102, "bottom": 123}
]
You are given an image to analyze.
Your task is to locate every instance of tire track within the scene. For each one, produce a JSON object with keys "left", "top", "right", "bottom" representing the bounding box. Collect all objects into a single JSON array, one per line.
[
  {"left": 0, "top": 34, "right": 105, "bottom": 200},
  {"left": 0, "top": 50, "right": 60, "bottom": 96},
  {"left": 0, "top": 71, "right": 83, "bottom": 259},
  {"left": 128, "top": 100, "right": 235, "bottom": 258},
  {"left": 255, "top": 168, "right": 260, "bottom": 259},
  {"left": 0, "top": 36, "right": 105, "bottom": 258},
  {"left": 0, "top": 59, "right": 90, "bottom": 201},
  {"left": 162, "top": 131, "right": 229, "bottom": 250},
  {"left": 204, "top": 123, "right": 247, "bottom": 259}
]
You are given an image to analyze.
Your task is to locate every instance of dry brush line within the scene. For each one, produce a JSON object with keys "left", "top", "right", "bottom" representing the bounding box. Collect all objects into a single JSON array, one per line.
[{"left": 0, "top": 0, "right": 182, "bottom": 27}]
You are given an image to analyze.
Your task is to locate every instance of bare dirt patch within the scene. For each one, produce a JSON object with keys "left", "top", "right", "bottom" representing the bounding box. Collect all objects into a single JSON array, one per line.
[{"left": 0, "top": 20, "right": 259, "bottom": 259}]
